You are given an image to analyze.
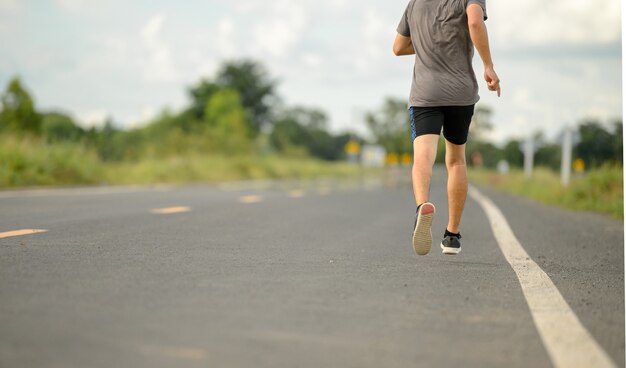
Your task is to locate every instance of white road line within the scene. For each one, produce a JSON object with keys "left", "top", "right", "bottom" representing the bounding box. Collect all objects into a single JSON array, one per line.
[{"left": 469, "top": 186, "right": 616, "bottom": 368}]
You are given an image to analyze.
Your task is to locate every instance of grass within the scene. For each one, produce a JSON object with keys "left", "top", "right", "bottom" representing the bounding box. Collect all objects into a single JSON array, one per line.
[
  {"left": 0, "top": 135, "right": 102, "bottom": 187},
  {"left": 101, "top": 154, "right": 374, "bottom": 185},
  {"left": 5, "top": 134, "right": 620, "bottom": 220},
  {"left": 469, "top": 165, "right": 624, "bottom": 219},
  {"left": 0, "top": 135, "right": 377, "bottom": 188}
]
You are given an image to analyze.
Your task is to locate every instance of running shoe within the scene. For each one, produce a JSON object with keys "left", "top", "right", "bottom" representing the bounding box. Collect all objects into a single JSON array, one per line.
[
  {"left": 412, "top": 202, "right": 435, "bottom": 255},
  {"left": 441, "top": 234, "right": 462, "bottom": 255}
]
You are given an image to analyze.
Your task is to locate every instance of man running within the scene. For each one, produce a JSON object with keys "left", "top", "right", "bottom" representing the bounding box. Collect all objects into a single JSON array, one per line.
[{"left": 393, "top": 0, "right": 500, "bottom": 256}]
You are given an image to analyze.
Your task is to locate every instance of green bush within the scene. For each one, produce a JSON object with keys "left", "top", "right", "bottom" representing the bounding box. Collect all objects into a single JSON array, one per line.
[{"left": 0, "top": 135, "right": 101, "bottom": 187}]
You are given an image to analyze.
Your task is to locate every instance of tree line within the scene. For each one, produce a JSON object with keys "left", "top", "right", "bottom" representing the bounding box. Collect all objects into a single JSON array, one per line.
[
  {"left": 365, "top": 97, "right": 623, "bottom": 170},
  {"left": 0, "top": 60, "right": 357, "bottom": 163},
  {"left": 1, "top": 58, "right": 622, "bottom": 170}
]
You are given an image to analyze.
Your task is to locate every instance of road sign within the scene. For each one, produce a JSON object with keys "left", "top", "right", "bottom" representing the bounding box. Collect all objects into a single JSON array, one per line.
[
  {"left": 573, "top": 158, "right": 585, "bottom": 173},
  {"left": 401, "top": 153, "right": 412, "bottom": 166},
  {"left": 344, "top": 139, "right": 360, "bottom": 156},
  {"left": 361, "top": 145, "right": 386, "bottom": 167}
]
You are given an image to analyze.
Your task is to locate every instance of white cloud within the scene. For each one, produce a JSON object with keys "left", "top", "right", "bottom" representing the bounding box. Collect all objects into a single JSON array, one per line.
[
  {"left": 216, "top": 17, "right": 235, "bottom": 57},
  {"left": 512, "top": 88, "right": 531, "bottom": 106},
  {"left": 183, "top": 40, "right": 218, "bottom": 81},
  {"left": 251, "top": 1, "right": 307, "bottom": 58},
  {"left": 234, "top": 0, "right": 256, "bottom": 13},
  {"left": 344, "top": 7, "right": 398, "bottom": 75},
  {"left": 97, "top": 36, "right": 131, "bottom": 67},
  {"left": 139, "top": 14, "right": 178, "bottom": 83},
  {"left": 490, "top": 0, "right": 621, "bottom": 48},
  {"left": 55, "top": 0, "right": 86, "bottom": 12},
  {"left": 326, "top": 0, "right": 352, "bottom": 13},
  {"left": 0, "top": 0, "right": 19, "bottom": 13},
  {"left": 302, "top": 53, "right": 323, "bottom": 67}
]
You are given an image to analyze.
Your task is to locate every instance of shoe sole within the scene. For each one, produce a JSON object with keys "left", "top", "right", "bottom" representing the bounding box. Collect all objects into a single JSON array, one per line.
[
  {"left": 440, "top": 243, "right": 461, "bottom": 255},
  {"left": 412, "top": 202, "right": 435, "bottom": 256}
]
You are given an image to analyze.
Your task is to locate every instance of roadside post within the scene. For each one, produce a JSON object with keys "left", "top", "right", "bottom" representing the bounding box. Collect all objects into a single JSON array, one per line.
[
  {"left": 561, "top": 127, "right": 573, "bottom": 186},
  {"left": 523, "top": 136, "right": 534, "bottom": 177}
]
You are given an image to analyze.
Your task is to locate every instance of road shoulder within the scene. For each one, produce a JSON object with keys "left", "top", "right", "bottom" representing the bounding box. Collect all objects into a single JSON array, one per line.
[{"left": 471, "top": 184, "right": 625, "bottom": 367}]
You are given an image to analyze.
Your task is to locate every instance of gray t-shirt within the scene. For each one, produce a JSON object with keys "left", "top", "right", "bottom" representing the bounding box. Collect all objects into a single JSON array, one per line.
[{"left": 397, "top": 0, "right": 487, "bottom": 107}]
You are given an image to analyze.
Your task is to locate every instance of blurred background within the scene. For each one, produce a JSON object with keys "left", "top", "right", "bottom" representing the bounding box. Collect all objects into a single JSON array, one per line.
[{"left": 0, "top": 0, "right": 623, "bottom": 217}]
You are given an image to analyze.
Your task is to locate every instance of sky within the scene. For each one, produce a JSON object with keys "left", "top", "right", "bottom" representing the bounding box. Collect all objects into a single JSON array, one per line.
[{"left": 0, "top": 0, "right": 622, "bottom": 145}]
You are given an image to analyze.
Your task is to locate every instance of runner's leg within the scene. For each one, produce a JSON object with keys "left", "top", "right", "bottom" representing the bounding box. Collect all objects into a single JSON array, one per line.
[
  {"left": 441, "top": 105, "right": 474, "bottom": 234},
  {"left": 444, "top": 139, "right": 467, "bottom": 234},
  {"left": 412, "top": 134, "right": 439, "bottom": 206}
]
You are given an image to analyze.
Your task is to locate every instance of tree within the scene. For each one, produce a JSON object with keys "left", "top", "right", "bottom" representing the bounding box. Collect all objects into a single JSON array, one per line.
[
  {"left": 502, "top": 139, "right": 523, "bottom": 167},
  {"left": 306, "top": 128, "right": 343, "bottom": 161},
  {"left": 216, "top": 60, "right": 277, "bottom": 135},
  {"left": 185, "top": 60, "right": 277, "bottom": 136},
  {"left": 466, "top": 141, "right": 502, "bottom": 168},
  {"left": 575, "top": 121, "right": 618, "bottom": 168},
  {"left": 269, "top": 106, "right": 349, "bottom": 160},
  {"left": 281, "top": 107, "right": 328, "bottom": 131},
  {"left": 365, "top": 97, "right": 412, "bottom": 155},
  {"left": 205, "top": 89, "right": 248, "bottom": 134},
  {"left": 188, "top": 80, "right": 221, "bottom": 120},
  {"left": 203, "top": 89, "right": 250, "bottom": 153},
  {"left": 41, "top": 112, "right": 84, "bottom": 142},
  {"left": 270, "top": 116, "right": 308, "bottom": 155},
  {"left": 95, "top": 118, "right": 125, "bottom": 161},
  {"left": 535, "top": 143, "right": 561, "bottom": 171},
  {"left": 0, "top": 77, "right": 41, "bottom": 133}
]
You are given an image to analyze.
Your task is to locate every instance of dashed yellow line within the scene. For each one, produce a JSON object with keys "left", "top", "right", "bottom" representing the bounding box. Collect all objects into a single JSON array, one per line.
[
  {"left": 151, "top": 206, "right": 192, "bottom": 214},
  {"left": 0, "top": 229, "right": 48, "bottom": 239},
  {"left": 318, "top": 187, "right": 331, "bottom": 195},
  {"left": 288, "top": 189, "right": 305, "bottom": 198},
  {"left": 239, "top": 195, "right": 263, "bottom": 204}
]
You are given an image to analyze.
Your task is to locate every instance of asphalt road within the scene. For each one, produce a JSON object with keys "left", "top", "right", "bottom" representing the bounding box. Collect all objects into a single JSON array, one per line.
[{"left": 0, "top": 170, "right": 623, "bottom": 368}]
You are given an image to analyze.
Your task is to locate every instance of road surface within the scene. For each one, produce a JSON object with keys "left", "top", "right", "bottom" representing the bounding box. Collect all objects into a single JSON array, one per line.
[{"left": 0, "top": 170, "right": 623, "bottom": 367}]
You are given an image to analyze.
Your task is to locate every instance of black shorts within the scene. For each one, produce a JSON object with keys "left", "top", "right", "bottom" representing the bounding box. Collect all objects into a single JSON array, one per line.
[{"left": 409, "top": 105, "right": 475, "bottom": 145}]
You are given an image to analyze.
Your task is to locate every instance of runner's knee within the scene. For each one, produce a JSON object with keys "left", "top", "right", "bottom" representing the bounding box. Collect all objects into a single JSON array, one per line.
[{"left": 445, "top": 152, "right": 466, "bottom": 168}]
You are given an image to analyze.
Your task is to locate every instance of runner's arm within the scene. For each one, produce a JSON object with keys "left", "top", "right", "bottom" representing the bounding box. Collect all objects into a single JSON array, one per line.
[
  {"left": 467, "top": 4, "right": 501, "bottom": 97},
  {"left": 393, "top": 33, "right": 415, "bottom": 56}
]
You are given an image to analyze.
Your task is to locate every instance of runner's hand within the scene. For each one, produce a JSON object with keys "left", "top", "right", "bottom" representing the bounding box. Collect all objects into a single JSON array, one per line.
[{"left": 484, "top": 67, "right": 501, "bottom": 97}]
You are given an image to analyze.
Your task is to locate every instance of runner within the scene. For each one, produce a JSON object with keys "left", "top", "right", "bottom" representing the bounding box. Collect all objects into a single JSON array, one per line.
[{"left": 393, "top": 0, "right": 501, "bottom": 255}]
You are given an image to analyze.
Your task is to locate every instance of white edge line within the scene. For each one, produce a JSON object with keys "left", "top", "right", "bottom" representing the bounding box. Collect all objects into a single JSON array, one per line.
[{"left": 468, "top": 185, "right": 616, "bottom": 368}]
